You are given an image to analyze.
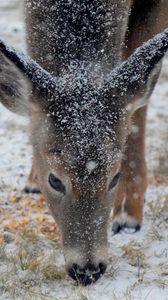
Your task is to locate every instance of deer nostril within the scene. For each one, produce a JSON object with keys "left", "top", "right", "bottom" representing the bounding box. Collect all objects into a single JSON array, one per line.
[
  {"left": 68, "top": 264, "right": 78, "bottom": 281},
  {"left": 68, "top": 262, "right": 107, "bottom": 285},
  {"left": 99, "top": 262, "right": 107, "bottom": 275}
]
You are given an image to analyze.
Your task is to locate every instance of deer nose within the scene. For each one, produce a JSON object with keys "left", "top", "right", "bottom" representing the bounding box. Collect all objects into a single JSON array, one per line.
[{"left": 68, "top": 262, "right": 107, "bottom": 285}]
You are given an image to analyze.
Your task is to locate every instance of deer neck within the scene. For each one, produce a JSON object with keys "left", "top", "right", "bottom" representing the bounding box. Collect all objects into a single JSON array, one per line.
[{"left": 26, "top": 0, "right": 132, "bottom": 74}]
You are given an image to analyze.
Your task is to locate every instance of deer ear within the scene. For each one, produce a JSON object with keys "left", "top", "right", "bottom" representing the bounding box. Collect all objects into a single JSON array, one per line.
[
  {"left": 107, "top": 28, "right": 168, "bottom": 112},
  {"left": 128, "top": 61, "right": 162, "bottom": 112},
  {"left": 0, "top": 53, "right": 30, "bottom": 115},
  {"left": 0, "top": 40, "right": 58, "bottom": 115}
]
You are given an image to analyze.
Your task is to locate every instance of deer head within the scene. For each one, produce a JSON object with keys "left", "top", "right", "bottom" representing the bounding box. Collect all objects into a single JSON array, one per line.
[{"left": 0, "top": 29, "right": 168, "bottom": 285}]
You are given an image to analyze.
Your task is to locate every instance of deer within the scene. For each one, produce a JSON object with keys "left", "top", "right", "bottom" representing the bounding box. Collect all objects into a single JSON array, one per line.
[{"left": 0, "top": 0, "right": 168, "bottom": 286}]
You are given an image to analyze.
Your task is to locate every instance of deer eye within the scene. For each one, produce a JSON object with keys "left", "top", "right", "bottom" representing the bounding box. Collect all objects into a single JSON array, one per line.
[
  {"left": 109, "top": 172, "right": 121, "bottom": 190},
  {"left": 49, "top": 173, "right": 66, "bottom": 194}
]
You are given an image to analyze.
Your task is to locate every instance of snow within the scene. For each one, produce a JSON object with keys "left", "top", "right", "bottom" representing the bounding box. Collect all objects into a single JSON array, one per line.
[{"left": 0, "top": 1, "right": 168, "bottom": 300}]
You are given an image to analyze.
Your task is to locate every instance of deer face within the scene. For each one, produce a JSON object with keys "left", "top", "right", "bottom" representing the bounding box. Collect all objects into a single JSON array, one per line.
[
  {"left": 29, "top": 68, "right": 128, "bottom": 284},
  {"left": 0, "top": 29, "right": 168, "bottom": 284},
  {"left": 32, "top": 133, "right": 119, "bottom": 284}
]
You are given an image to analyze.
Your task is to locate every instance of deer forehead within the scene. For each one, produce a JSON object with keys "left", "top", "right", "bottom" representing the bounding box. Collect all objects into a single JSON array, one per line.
[{"left": 86, "top": 161, "right": 98, "bottom": 174}]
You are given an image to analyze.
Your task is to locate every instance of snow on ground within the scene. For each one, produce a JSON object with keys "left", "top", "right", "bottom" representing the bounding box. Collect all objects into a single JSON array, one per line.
[{"left": 0, "top": 1, "right": 168, "bottom": 300}]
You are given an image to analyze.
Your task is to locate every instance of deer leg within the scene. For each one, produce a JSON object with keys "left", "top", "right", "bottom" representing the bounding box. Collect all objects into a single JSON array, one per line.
[
  {"left": 23, "top": 157, "right": 41, "bottom": 194},
  {"left": 112, "top": 0, "right": 168, "bottom": 233},
  {"left": 112, "top": 106, "right": 147, "bottom": 233}
]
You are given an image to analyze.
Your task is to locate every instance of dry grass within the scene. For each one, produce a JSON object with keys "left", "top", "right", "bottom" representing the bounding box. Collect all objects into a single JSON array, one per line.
[
  {"left": 148, "top": 226, "right": 164, "bottom": 241},
  {"left": 0, "top": 243, "right": 8, "bottom": 261},
  {"left": 147, "top": 193, "right": 168, "bottom": 225},
  {"left": 107, "top": 254, "right": 120, "bottom": 279},
  {"left": 122, "top": 242, "right": 147, "bottom": 269},
  {"left": 111, "top": 288, "right": 140, "bottom": 300},
  {"left": 79, "top": 296, "right": 89, "bottom": 300},
  {"left": 153, "top": 128, "right": 168, "bottom": 178},
  {"left": 0, "top": 228, "right": 65, "bottom": 299},
  {"left": 41, "top": 265, "right": 65, "bottom": 280}
]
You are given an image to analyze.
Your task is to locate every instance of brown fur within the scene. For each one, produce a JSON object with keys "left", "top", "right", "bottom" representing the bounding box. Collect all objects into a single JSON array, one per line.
[{"left": 113, "top": 0, "right": 168, "bottom": 226}]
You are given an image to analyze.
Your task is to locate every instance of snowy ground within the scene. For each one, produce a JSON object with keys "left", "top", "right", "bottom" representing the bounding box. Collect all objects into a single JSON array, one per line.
[{"left": 0, "top": 1, "right": 168, "bottom": 300}]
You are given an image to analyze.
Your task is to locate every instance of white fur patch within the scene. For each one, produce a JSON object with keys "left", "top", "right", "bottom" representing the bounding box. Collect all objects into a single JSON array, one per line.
[
  {"left": 86, "top": 160, "right": 98, "bottom": 174},
  {"left": 121, "top": 197, "right": 126, "bottom": 214},
  {"left": 64, "top": 246, "right": 108, "bottom": 270},
  {"left": 113, "top": 212, "right": 137, "bottom": 228},
  {"left": 113, "top": 197, "right": 137, "bottom": 228}
]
